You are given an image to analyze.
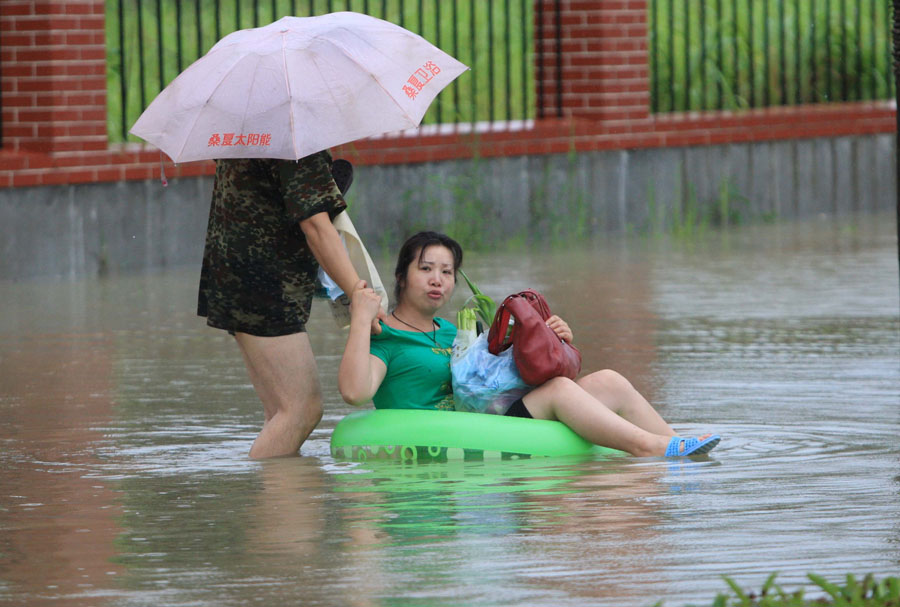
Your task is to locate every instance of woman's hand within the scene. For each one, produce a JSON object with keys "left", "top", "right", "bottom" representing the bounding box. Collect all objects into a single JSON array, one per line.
[
  {"left": 340, "top": 280, "right": 388, "bottom": 405},
  {"left": 349, "top": 280, "right": 384, "bottom": 334},
  {"left": 546, "top": 315, "right": 573, "bottom": 343}
]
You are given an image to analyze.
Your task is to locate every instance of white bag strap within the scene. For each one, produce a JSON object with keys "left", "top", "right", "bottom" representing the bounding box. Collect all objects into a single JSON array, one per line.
[{"left": 332, "top": 210, "right": 389, "bottom": 314}]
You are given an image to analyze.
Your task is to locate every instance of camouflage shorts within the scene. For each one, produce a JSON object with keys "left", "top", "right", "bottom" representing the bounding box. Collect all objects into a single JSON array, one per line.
[
  {"left": 198, "top": 251, "right": 318, "bottom": 336},
  {"left": 197, "top": 154, "right": 345, "bottom": 337}
]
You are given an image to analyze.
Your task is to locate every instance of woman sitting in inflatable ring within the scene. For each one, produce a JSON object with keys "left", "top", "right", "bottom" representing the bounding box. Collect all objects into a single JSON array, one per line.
[{"left": 338, "top": 231, "right": 721, "bottom": 458}]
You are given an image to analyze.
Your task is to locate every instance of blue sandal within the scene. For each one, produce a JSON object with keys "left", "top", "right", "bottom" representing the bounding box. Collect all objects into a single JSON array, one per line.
[{"left": 665, "top": 435, "right": 721, "bottom": 457}]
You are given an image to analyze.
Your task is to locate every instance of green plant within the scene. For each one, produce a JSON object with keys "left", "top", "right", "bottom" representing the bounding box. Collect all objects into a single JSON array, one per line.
[
  {"left": 441, "top": 159, "right": 496, "bottom": 250},
  {"left": 712, "top": 177, "right": 751, "bottom": 227},
  {"left": 692, "top": 573, "right": 900, "bottom": 607},
  {"left": 646, "top": 180, "right": 663, "bottom": 236},
  {"left": 671, "top": 181, "right": 709, "bottom": 240},
  {"left": 649, "top": 0, "right": 895, "bottom": 113},
  {"left": 457, "top": 268, "right": 496, "bottom": 328},
  {"left": 555, "top": 143, "right": 591, "bottom": 242},
  {"left": 640, "top": 174, "right": 761, "bottom": 238}
]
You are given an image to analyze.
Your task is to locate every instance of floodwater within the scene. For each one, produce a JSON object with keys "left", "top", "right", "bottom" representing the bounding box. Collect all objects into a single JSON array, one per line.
[{"left": 1, "top": 212, "right": 898, "bottom": 607}]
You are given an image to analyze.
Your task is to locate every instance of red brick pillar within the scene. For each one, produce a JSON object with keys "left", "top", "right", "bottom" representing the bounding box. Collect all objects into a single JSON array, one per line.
[
  {"left": 534, "top": 0, "right": 651, "bottom": 124},
  {"left": 1, "top": 1, "right": 107, "bottom": 154}
]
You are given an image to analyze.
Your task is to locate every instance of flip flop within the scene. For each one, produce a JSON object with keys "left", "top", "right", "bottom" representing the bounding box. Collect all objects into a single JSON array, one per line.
[
  {"left": 665, "top": 434, "right": 721, "bottom": 457},
  {"left": 331, "top": 159, "right": 354, "bottom": 196}
]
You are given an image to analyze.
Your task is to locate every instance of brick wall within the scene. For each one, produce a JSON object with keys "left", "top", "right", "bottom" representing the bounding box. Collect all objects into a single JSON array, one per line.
[
  {"left": 0, "top": 0, "right": 895, "bottom": 189},
  {"left": 536, "top": 0, "right": 651, "bottom": 123}
]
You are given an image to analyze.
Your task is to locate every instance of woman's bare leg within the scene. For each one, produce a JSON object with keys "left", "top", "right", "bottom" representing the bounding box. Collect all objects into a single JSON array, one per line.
[
  {"left": 521, "top": 377, "right": 672, "bottom": 456},
  {"left": 576, "top": 369, "right": 675, "bottom": 437}
]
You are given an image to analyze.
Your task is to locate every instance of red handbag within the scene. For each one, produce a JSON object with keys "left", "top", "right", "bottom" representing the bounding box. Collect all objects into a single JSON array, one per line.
[{"left": 487, "top": 289, "right": 582, "bottom": 386}]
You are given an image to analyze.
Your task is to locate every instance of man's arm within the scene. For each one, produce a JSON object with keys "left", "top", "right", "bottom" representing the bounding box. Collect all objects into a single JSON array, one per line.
[{"left": 300, "top": 211, "right": 360, "bottom": 297}]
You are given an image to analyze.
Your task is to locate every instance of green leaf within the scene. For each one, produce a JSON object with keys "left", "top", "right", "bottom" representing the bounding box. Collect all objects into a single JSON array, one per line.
[
  {"left": 843, "top": 573, "right": 861, "bottom": 601},
  {"left": 462, "top": 292, "right": 496, "bottom": 328},
  {"left": 808, "top": 573, "right": 842, "bottom": 600},
  {"left": 884, "top": 576, "right": 900, "bottom": 599},
  {"left": 761, "top": 573, "right": 779, "bottom": 597},
  {"left": 861, "top": 573, "right": 875, "bottom": 598},
  {"left": 711, "top": 594, "right": 728, "bottom": 607},
  {"left": 458, "top": 269, "right": 483, "bottom": 296},
  {"left": 722, "top": 576, "right": 752, "bottom": 607}
]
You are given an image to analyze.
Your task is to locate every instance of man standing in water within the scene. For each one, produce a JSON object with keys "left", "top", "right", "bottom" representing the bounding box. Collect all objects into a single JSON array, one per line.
[{"left": 198, "top": 152, "right": 381, "bottom": 458}]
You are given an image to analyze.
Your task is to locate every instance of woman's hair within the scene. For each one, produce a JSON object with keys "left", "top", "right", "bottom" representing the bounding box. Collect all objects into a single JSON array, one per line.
[{"left": 393, "top": 231, "right": 463, "bottom": 304}]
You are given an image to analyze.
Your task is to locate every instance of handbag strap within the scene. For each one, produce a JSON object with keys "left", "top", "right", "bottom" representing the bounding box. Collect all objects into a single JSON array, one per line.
[
  {"left": 519, "top": 289, "right": 551, "bottom": 320},
  {"left": 487, "top": 296, "right": 514, "bottom": 354},
  {"left": 487, "top": 289, "right": 554, "bottom": 354}
]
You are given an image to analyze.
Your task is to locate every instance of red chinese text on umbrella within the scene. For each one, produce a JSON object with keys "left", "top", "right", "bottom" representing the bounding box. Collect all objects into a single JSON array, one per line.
[
  {"left": 403, "top": 61, "right": 443, "bottom": 100},
  {"left": 207, "top": 133, "right": 273, "bottom": 148}
]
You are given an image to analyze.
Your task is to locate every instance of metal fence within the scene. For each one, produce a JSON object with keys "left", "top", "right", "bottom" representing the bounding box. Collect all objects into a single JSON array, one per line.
[
  {"left": 649, "top": 0, "right": 895, "bottom": 112},
  {"left": 106, "top": 0, "right": 537, "bottom": 143},
  {"left": 107, "top": 1, "right": 895, "bottom": 142}
]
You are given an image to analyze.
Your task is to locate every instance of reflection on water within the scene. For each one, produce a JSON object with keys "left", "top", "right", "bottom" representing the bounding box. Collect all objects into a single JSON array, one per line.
[{"left": 1, "top": 213, "right": 898, "bottom": 607}]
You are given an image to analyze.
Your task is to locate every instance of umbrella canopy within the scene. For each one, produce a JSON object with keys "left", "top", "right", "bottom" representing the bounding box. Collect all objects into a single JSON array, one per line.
[{"left": 130, "top": 12, "right": 468, "bottom": 163}]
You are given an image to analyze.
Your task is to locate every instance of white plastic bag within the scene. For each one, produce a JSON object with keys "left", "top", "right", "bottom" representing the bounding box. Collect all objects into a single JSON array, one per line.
[
  {"left": 317, "top": 261, "right": 345, "bottom": 300},
  {"left": 451, "top": 332, "right": 530, "bottom": 415},
  {"left": 452, "top": 325, "right": 477, "bottom": 359}
]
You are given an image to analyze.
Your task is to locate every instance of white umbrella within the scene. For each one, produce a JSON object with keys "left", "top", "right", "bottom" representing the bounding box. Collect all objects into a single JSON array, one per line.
[{"left": 130, "top": 12, "right": 468, "bottom": 163}]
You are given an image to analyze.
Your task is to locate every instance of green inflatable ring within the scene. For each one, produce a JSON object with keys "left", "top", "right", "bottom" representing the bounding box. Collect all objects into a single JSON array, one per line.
[{"left": 330, "top": 409, "right": 621, "bottom": 462}]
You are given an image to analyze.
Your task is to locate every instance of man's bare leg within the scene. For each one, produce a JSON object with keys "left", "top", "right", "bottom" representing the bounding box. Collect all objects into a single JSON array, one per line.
[{"left": 234, "top": 332, "right": 323, "bottom": 459}]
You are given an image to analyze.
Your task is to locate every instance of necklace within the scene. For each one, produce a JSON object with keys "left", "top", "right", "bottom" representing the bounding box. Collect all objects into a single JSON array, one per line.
[{"left": 391, "top": 311, "right": 438, "bottom": 345}]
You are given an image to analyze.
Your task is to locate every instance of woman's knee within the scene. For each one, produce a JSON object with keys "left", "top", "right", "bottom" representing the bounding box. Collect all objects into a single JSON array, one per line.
[
  {"left": 524, "top": 376, "right": 576, "bottom": 400},
  {"left": 534, "top": 376, "right": 583, "bottom": 401},
  {"left": 580, "top": 368, "right": 630, "bottom": 392}
]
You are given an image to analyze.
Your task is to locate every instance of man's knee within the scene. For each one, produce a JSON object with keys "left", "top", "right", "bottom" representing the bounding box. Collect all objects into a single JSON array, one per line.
[{"left": 297, "top": 397, "right": 323, "bottom": 430}]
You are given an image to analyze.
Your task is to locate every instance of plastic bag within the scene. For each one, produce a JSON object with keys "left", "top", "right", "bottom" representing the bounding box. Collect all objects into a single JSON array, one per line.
[
  {"left": 317, "top": 264, "right": 345, "bottom": 300},
  {"left": 451, "top": 332, "right": 530, "bottom": 415},
  {"left": 453, "top": 324, "right": 477, "bottom": 358}
]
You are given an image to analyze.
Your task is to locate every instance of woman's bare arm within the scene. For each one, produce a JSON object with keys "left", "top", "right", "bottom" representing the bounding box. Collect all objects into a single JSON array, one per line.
[{"left": 338, "top": 281, "right": 388, "bottom": 405}]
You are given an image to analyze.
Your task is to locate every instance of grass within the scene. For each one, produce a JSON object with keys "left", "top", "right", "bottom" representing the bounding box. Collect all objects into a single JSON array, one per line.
[
  {"left": 368, "top": 146, "right": 595, "bottom": 252},
  {"left": 649, "top": 0, "right": 895, "bottom": 113},
  {"left": 644, "top": 174, "right": 755, "bottom": 240},
  {"left": 663, "top": 573, "right": 900, "bottom": 607},
  {"left": 106, "top": 0, "right": 535, "bottom": 143}
]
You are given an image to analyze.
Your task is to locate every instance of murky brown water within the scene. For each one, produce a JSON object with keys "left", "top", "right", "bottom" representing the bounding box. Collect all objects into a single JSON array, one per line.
[{"left": 1, "top": 212, "right": 898, "bottom": 607}]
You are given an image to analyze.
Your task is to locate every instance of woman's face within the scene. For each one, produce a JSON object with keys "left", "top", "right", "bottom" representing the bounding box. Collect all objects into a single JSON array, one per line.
[{"left": 399, "top": 245, "right": 456, "bottom": 312}]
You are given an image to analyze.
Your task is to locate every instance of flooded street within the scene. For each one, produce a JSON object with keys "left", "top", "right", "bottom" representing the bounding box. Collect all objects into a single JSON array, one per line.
[{"left": 1, "top": 212, "right": 898, "bottom": 607}]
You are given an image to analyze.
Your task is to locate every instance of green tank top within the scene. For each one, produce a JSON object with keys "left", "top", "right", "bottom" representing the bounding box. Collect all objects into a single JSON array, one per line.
[{"left": 369, "top": 318, "right": 457, "bottom": 411}]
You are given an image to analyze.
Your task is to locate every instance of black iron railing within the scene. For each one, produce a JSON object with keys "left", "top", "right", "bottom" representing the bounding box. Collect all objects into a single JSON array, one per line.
[{"left": 649, "top": 0, "right": 895, "bottom": 112}]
